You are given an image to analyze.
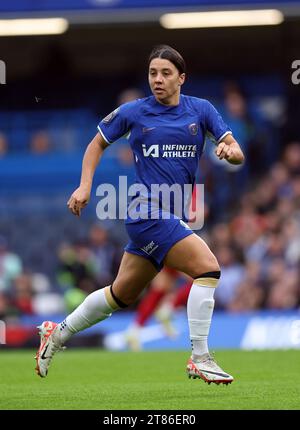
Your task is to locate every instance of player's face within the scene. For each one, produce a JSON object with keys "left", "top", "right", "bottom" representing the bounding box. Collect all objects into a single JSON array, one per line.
[{"left": 148, "top": 58, "right": 185, "bottom": 105}]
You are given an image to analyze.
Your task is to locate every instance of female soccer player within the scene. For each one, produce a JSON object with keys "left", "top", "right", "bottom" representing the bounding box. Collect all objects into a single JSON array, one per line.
[{"left": 35, "top": 45, "right": 244, "bottom": 384}]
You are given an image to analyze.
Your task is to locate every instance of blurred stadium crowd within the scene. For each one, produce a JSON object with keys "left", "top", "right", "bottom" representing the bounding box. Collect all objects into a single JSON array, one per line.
[{"left": 0, "top": 81, "right": 299, "bottom": 326}]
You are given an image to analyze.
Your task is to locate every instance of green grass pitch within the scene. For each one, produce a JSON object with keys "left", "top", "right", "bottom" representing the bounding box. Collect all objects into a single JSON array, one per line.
[{"left": 0, "top": 349, "right": 299, "bottom": 410}]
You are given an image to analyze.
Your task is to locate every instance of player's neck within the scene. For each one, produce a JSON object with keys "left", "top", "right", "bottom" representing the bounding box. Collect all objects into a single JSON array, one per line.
[{"left": 155, "top": 92, "right": 181, "bottom": 107}]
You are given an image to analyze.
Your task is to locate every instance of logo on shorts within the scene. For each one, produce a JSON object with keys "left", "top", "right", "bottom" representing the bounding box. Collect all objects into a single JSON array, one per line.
[
  {"left": 102, "top": 108, "right": 120, "bottom": 123},
  {"left": 188, "top": 123, "right": 198, "bottom": 135},
  {"left": 141, "top": 240, "right": 159, "bottom": 255}
]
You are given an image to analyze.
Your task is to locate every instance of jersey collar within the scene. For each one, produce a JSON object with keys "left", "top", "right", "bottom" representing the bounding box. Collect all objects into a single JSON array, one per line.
[{"left": 150, "top": 94, "right": 183, "bottom": 114}]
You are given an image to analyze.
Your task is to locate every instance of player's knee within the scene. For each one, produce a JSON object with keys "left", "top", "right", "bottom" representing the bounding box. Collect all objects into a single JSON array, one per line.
[
  {"left": 204, "top": 254, "right": 220, "bottom": 273},
  {"left": 188, "top": 255, "right": 220, "bottom": 280}
]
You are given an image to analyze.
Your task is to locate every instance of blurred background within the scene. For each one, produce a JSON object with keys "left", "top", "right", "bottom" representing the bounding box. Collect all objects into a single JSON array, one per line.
[{"left": 0, "top": 0, "right": 300, "bottom": 351}]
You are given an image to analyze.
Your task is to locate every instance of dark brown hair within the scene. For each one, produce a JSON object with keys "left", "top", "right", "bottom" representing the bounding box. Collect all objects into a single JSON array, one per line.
[{"left": 148, "top": 45, "right": 186, "bottom": 75}]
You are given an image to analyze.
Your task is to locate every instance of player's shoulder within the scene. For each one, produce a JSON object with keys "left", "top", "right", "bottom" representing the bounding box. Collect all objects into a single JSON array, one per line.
[
  {"left": 119, "top": 96, "right": 151, "bottom": 116},
  {"left": 181, "top": 94, "right": 214, "bottom": 113}
]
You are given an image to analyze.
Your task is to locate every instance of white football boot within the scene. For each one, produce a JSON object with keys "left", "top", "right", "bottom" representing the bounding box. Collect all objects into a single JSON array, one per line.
[
  {"left": 187, "top": 353, "right": 234, "bottom": 385},
  {"left": 35, "top": 321, "right": 65, "bottom": 378}
]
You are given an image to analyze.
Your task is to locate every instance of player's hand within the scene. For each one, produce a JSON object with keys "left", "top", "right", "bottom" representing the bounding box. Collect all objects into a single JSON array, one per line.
[
  {"left": 215, "top": 141, "right": 235, "bottom": 161},
  {"left": 67, "top": 186, "right": 90, "bottom": 217}
]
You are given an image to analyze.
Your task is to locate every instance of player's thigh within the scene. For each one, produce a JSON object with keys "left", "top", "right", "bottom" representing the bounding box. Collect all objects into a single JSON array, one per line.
[
  {"left": 151, "top": 267, "right": 178, "bottom": 292},
  {"left": 112, "top": 251, "right": 158, "bottom": 304},
  {"left": 163, "top": 233, "right": 220, "bottom": 278}
]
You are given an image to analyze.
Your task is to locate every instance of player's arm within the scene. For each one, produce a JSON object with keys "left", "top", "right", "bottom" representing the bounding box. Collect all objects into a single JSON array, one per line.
[
  {"left": 215, "top": 134, "right": 245, "bottom": 165},
  {"left": 67, "top": 132, "right": 109, "bottom": 216}
]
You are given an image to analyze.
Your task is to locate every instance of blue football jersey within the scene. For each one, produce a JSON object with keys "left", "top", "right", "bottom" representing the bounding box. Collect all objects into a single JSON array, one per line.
[{"left": 97, "top": 94, "right": 231, "bottom": 222}]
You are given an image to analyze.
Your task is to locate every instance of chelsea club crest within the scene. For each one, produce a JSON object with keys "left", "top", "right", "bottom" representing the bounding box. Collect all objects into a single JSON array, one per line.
[{"left": 189, "top": 123, "right": 198, "bottom": 135}]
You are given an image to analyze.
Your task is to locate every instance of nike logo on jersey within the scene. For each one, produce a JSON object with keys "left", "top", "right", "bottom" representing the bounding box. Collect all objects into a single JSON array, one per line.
[
  {"left": 142, "top": 127, "right": 156, "bottom": 133},
  {"left": 41, "top": 345, "right": 50, "bottom": 360}
]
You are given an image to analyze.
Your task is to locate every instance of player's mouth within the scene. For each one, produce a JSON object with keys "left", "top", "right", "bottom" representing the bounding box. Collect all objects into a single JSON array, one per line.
[{"left": 154, "top": 88, "right": 165, "bottom": 93}]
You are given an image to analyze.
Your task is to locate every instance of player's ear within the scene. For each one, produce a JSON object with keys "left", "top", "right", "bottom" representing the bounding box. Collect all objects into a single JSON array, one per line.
[{"left": 179, "top": 73, "right": 186, "bottom": 86}]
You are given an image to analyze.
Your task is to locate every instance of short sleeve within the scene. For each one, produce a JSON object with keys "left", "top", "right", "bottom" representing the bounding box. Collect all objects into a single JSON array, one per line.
[
  {"left": 97, "top": 101, "right": 137, "bottom": 144},
  {"left": 204, "top": 100, "right": 232, "bottom": 144}
]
